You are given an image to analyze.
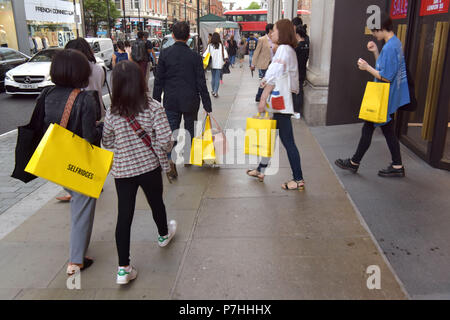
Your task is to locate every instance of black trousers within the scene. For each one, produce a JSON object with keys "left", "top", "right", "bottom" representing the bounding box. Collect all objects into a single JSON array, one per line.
[
  {"left": 165, "top": 109, "right": 198, "bottom": 161},
  {"left": 294, "top": 84, "right": 304, "bottom": 114},
  {"left": 114, "top": 167, "right": 168, "bottom": 266},
  {"left": 351, "top": 116, "right": 402, "bottom": 166}
]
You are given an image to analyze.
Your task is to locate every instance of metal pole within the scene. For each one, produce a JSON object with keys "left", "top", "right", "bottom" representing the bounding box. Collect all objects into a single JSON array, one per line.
[
  {"left": 106, "top": 0, "right": 111, "bottom": 38},
  {"left": 197, "top": 0, "right": 200, "bottom": 53},
  {"left": 138, "top": 2, "right": 141, "bottom": 31},
  {"left": 122, "top": 0, "right": 127, "bottom": 39},
  {"left": 73, "top": 0, "right": 79, "bottom": 37},
  {"left": 185, "top": 0, "right": 187, "bottom": 21}
]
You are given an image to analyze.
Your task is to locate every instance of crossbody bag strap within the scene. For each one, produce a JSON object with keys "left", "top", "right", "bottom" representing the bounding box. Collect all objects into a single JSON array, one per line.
[
  {"left": 60, "top": 89, "right": 81, "bottom": 128},
  {"left": 125, "top": 115, "right": 155, "bottom": 153}
]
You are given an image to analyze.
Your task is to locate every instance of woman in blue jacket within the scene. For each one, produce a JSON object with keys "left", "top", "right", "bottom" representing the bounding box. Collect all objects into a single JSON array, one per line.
[{"left": 335, "top": 15, "right": 410, "bottom": 177}]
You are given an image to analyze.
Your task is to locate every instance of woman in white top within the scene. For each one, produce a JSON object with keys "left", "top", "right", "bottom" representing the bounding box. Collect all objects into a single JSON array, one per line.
[
  {"left": 203, "top": 32, "right": 228, "bottom": 97},
  {"left": 246, "top": 19, "right": 305, "bottom": 191}
]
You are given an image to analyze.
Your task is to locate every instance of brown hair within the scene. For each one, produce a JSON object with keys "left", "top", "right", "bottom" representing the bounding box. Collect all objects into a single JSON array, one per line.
[
  {"left": 111, "top": 60, "right": 148, "bottom": 117},
  {"left": 275, "top": 19, "right": 297, "bottom": 49}
]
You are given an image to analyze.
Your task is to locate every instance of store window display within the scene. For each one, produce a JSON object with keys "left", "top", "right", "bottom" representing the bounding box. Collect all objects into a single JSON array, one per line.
[{"left": 0, "top": 0, "right": 18, "bottom": 50}]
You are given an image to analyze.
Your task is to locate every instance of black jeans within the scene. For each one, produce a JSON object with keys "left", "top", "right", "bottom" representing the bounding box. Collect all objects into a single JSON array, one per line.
[
  {"left": 257, "top": 113, "right": 303, "bottom": 181},
  {"left": 294, "top": 83, "right": 304, "bottom": 114},
  {"left": 115, "top": 167, "right": 168, "bottom": 266},
  {"left": 351, "top": 116, "right": 402, "bottom": 166},
  {"left": 165, "top": 109, "right": 198, "bottom": 161}
]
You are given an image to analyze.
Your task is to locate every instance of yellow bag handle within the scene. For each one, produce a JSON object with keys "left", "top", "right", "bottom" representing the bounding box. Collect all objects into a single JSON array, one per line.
[{"left": 255, "top": 112, "right": 271, "bottom": 119}]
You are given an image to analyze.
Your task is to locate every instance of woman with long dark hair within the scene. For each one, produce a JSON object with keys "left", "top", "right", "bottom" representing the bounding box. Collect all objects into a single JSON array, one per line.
[
  {"left": 246, "top": 19, "right": 305, "bottom": 191},
  {"left": 203, "top": 32, "right": 228, "bottom": 97},
  {"left": 102, "top": 60, "right": 177, "bottom": 285},
  {"left": 112, "top": 40, "right": 129, "bottom": 67}
]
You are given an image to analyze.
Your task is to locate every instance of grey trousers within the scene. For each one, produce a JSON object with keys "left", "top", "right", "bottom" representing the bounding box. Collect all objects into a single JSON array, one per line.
[{"left": 65, "top": 189, "right": 97, "bottom": 264}]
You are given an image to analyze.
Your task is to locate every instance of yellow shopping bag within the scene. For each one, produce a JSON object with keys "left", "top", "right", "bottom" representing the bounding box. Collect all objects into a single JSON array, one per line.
[
  {"left": 25, "top": 123, "right": 114, "bottom": 199},
  {"left": 189, "top": 115, "right": 216, "bottom": 166},
  {"left": 203, "top": 53, "right": 211, "bottom": 69},
  {"left": 359, "top": 81, "right": 390, "bottom": 123},
  {"left": 244, "top": 112, "right": 277, "bottom": 157}
]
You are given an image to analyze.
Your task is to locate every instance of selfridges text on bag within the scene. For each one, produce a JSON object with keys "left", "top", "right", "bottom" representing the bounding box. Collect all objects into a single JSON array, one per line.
[{"left": 265, "top": 72, "right": 294, "bottom": 114}]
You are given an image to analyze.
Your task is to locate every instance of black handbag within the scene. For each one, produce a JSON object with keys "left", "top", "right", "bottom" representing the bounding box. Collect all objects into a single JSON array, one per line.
[
  {"left": 221, "top": 43, "right": 230, "bottom": 74},
  {"left": 11, "top": 87, "right": 52, "bottom": 183}
]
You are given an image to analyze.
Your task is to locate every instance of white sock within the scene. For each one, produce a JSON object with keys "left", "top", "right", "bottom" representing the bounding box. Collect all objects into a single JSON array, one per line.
[{"left": 119, "top": 266, "right": 132, "bottom": 272}]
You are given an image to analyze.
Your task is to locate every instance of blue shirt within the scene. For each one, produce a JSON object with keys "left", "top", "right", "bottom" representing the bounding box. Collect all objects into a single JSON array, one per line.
[
  {"left": 114, "top": 51, "right": 128, "bottom": 63},
  {"left": 375, "top": 35, "right": 410, "bottom": 126}
]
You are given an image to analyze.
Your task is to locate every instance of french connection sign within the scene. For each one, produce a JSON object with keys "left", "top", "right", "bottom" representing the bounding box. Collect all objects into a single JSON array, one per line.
[{"left": 24, "top": 0, "right": 81, "bottom": 24}]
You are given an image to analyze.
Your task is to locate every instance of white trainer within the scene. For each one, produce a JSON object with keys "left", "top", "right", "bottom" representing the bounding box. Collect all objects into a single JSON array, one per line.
[
  {"left": 292, "top": 113, "right": 301, "bottom": 119},
  {"left": 158, "top": 220, "right": 177, "bottom": 247},
  {"left": 116, "top": 265, "right": 138, "bottom": 285}
]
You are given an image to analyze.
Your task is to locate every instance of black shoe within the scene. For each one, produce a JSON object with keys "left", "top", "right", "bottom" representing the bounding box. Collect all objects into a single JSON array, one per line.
[
  {"left": 335, "top": 158, "right": 359, "bottom": 173},
  {"left": 378, "top": 164, "right": 405, "bottom": 178},
  {"left": 255, "top": 97, "right": 260, "bottom": 102}
]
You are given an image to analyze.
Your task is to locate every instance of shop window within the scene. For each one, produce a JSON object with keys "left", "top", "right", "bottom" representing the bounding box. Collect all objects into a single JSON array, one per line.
[{"left": 0, "top": 0, "right": 19, "bottom": 50}]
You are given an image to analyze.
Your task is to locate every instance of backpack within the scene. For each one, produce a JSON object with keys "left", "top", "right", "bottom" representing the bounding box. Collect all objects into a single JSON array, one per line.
[
  {"left": 131, "top": 39, "right": 147, "bottom": 62},
  {"left": 248, "top": 38, "right": 257, "bottom": 51}
]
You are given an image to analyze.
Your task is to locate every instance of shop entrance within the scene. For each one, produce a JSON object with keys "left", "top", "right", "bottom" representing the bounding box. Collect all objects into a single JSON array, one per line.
[{"left": 398, "top": 0, "right": 450, "bottom": 170}]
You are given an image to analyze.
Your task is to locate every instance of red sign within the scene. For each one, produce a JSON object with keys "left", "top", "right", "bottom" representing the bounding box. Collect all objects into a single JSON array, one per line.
[
  {"left": 391, "top": 0, "right": 409, "bottom": 19},
  {"left": 420, "top": 0, "right": 449, "bottom": 16}
]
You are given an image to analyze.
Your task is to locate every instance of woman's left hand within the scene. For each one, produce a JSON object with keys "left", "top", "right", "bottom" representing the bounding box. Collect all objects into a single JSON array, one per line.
[
  {"left": 258, "top": 99, "right": 266, "bottom": 113},
  {"left": 357, "top": 58, "right": 369, "bottom": 71}
]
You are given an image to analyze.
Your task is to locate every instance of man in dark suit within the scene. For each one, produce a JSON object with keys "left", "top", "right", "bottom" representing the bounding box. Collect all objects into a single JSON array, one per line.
[{"left": 153, "top": 21, "right": 212, "bottom": 181}]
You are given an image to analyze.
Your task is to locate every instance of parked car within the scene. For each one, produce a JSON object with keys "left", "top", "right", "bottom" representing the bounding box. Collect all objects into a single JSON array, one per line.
[
  {"left": 4, "top": 48, "right": 106, "bottom": 95},
  {"left": 161, "top": 33, "right": 200, "bottom": 53},
  {"left": 85, "top": 37, "right": 114, "bottom": 69},
  {"left": 0, "top": 48, "right": 30, "bottom": 92}
]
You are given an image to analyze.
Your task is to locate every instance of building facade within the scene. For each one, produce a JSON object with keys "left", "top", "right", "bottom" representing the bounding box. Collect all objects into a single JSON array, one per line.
[
  {"left": 114, "top": 0, "right": 168, "bottom": 37},
  {"left": 210, "top": 0, "right": 223, "bottom": 16},
  {"left": 1, "top": 0, "right": 84, "bottom": 55}
]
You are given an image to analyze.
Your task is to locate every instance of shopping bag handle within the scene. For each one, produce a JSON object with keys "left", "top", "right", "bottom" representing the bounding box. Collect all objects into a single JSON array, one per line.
[
  {"left": 209, "top": 114, "right": 224, "bottom": 133},
  {"left": 255, "top": 112, "right": 271, "bottom": 119},
  {"left": 71, "top": 132, "right": 95, "bottom": 150}
]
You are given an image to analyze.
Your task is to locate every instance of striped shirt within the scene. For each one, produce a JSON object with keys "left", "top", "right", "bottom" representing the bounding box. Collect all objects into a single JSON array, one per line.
[{"left": 102, "top": 99, "right": 172, "bottom": 178}]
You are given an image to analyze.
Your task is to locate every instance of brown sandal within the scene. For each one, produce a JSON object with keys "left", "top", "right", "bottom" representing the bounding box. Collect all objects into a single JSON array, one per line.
[
  {"left": 246, "top": 169, "right": 265, "bottom": 182},
  {"left": 281, "top": 180, "right": 305, "bottom": 191}
]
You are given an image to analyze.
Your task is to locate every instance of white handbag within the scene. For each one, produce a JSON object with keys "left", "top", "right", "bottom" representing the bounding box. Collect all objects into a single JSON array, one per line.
[{"left": 265, "top": 72, "right": 294, "bottom": 114}]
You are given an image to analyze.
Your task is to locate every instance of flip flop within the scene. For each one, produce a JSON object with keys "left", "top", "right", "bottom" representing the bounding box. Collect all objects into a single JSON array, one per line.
[{"left": 281, "top": 180, "right": 305, "bottom": 191}]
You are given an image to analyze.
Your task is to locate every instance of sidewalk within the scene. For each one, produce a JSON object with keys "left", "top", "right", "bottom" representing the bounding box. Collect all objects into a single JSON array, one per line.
[
  {"left": 0, "top": 61, "right": 407, "bottom": 300},
  {"left": 311, "top": 124, "right": 450, "bottom": 299}
]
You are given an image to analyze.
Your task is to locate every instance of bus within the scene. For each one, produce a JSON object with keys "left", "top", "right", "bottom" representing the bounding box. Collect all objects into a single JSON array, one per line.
[{"left": 224, "top": 9, "right": 311, "bottom": 37}]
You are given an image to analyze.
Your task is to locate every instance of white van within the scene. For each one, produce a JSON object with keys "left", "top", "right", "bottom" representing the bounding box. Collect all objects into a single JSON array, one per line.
[{"left": 85, "top": 38, "right": 114, "bottom": 69}]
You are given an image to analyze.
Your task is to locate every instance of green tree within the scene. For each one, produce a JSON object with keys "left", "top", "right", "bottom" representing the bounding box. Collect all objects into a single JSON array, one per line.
[
  {"left": 246, "top": 2, "right": 261, "bottom": 9},
  {"left": 83, "top": 0, "right": 121, "bottom": 36}
]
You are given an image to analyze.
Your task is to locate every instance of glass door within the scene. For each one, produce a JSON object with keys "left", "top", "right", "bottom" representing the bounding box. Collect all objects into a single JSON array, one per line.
[{"left": 398, "top": 1, "right": 449, "bottom": 169}]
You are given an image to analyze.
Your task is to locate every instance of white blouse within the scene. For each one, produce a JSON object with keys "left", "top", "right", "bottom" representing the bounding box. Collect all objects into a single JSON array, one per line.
[
  {"left": 263, "top": 44, "right": 299, "bottom": 94},
  {"left": 203, "top": 43, "right": 229, "bottom": 69}
]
